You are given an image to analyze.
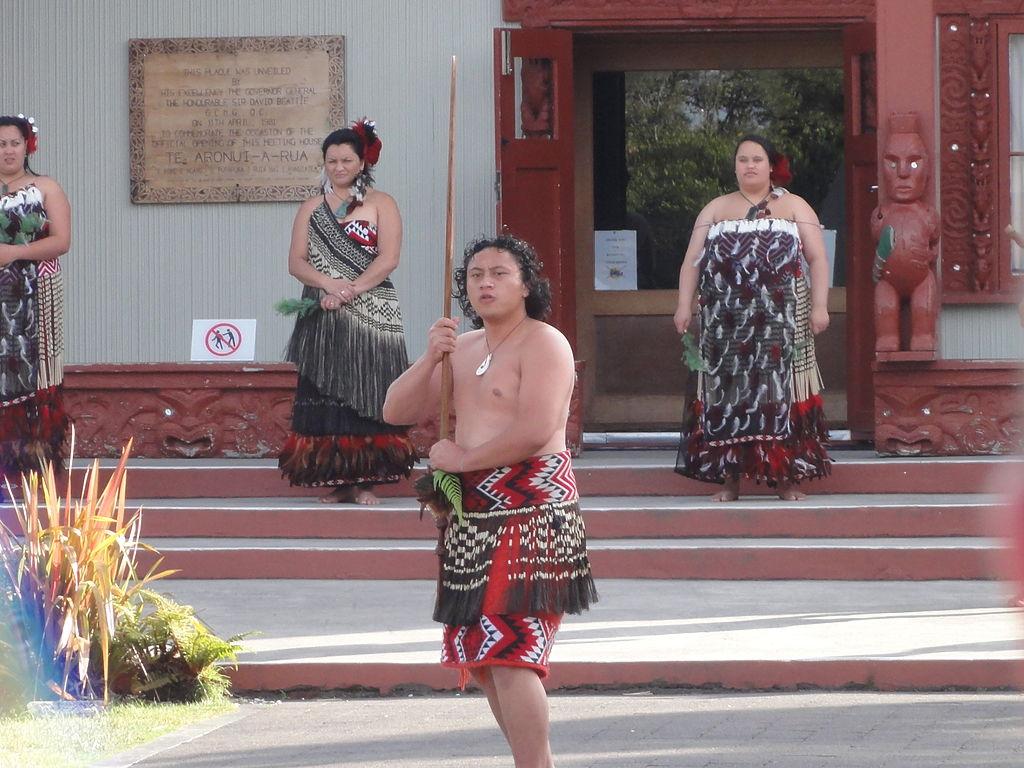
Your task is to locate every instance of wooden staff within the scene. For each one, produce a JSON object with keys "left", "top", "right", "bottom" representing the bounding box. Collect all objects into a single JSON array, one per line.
[{"left": 440, "top": 55, "right": 457, "bottom": 440}]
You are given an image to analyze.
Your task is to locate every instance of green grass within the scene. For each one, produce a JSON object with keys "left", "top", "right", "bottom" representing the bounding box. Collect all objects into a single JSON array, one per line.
[{"left": 0, "top": 699, "right": 236, "bottom": 768}]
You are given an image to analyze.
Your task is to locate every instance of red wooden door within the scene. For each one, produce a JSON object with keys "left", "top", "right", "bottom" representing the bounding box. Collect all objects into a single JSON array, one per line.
[
  {"left": 494, "top": 28, "right": 576, "bottom": 347},
  {"left": 843, "top": 23, "right": 878, "bottom": 438}
]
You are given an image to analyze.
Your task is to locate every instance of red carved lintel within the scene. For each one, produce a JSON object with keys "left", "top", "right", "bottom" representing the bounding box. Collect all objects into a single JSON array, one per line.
[
  {"left": 503, "top": 0, "right": 874, "bottom": 27},
  {"left": 874, "top": 359, "right": 1024, "bottom": 455},
  {"left": 935, "top": 1, "right": 1024, "bottom": 15}
]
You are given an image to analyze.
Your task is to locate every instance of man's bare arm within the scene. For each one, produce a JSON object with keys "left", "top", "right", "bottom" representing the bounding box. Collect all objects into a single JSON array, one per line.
[{"left": 383, "top": 318, "right": 455, "bottom": 425}]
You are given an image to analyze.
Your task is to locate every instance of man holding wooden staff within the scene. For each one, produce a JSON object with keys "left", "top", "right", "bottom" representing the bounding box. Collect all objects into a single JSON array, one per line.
[{"left": 384, "top": 234, "right": 597, "bottom": 768}]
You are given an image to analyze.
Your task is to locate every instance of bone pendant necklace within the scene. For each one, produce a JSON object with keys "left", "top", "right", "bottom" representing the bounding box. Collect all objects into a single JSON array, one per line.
[{"left": 475, "top": 316, "right": 528, "bottom": 376}]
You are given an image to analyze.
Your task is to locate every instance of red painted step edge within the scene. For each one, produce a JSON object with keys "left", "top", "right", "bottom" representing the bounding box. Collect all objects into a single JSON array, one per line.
[
  {"left": 140, "top": 546, "right": 998, "bottom": 580},
  {"left": 55, "top": 459, "right": 1014, "bottom": 499},
  {"left": 227, "top": 659, "right": 1024, "bottom": 694},
  {"left": 40, "top": 504, "right": 982, "bottom": 539}
]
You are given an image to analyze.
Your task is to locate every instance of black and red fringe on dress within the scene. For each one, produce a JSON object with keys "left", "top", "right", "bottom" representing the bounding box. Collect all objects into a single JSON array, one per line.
[
  {"left": 676, "top": 214, "right": 830, "bottom": 487},
  {"left": 436, "top": 451, "right": 597, "bottom": 680},
  {"left": 0, "top": 185, "right": 70, "bottom": 478},
  {"left": 278, "top": 205, "right": 416, "bottom": 487}
]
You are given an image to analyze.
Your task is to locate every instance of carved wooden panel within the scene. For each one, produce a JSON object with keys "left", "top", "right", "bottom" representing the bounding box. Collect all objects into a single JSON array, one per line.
[
  {"left": 503, "top": 0, "right": 875, "bottom": 26},
  {"left": 63, "top": 362, "right": 587, "bottom": 459},
  {"left": 520, "top": 58, "right": 555, "bottom": 137},
  {"left": 939, "top": 16, "right": 974, "bottom": 294},
  {"left": 940, "top": 15, "right": 1000, "bottom": 299},
  {"left": 64, "top": 364, "right": 297, "bottom": 458},
  {"left": 874, "top": 361, "right": 1024, "bottom": 455},
  {"left": 969, "top": 19, "right": 996, "bottom": 293}
]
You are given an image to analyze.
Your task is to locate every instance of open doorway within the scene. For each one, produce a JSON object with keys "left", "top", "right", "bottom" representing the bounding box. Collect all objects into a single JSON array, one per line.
[{"left": 574, "top": 32, "right": 850, "bottom": 431}]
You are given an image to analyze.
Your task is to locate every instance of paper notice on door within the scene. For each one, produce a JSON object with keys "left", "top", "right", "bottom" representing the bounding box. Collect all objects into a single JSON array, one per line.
[
  {"left": 822, "top": 228, "right": 837, "bottom": 288},
  {"left": 594, "top": 230, "right": 638, "bottom": 290}
]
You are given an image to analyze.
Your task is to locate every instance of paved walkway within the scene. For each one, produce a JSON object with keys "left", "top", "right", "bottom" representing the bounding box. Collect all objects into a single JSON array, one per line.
[
  {"left": 126, "top": 691, "right": 1024, "bottom": 768},
  {"left": 163, "top": 579, "right": 1023, "bottom": 666}
]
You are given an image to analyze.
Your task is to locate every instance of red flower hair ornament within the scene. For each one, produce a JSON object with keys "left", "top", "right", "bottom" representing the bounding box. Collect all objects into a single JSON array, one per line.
[
  {"left": 16, "top": 114, "right": 39, "bottom": 155},
  {"left": 770, "top": 153, "right": 792, "bottom": 187},
  {"left": 351, "top": 118, "right": 382, "bottom": 166}
]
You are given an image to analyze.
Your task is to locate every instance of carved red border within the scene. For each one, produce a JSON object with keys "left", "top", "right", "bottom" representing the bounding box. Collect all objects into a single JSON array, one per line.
[
  {"left": 63, "top": 363, "right": 584, "bottom": 459},
  {"left": 935, "top": 1, "right": 1024, "bottom": 14},
  {"left": 874, "top": 360, "right": 1024, "bottom": 455},
  {"left": 503, "top": 0, "right": 874, "bottom": 27},
  {"left": 968, "top": 19, "right": 996, "bottom": 294},
  {"left": 939, "top": 17, "right": 973, "bottom": 294}
]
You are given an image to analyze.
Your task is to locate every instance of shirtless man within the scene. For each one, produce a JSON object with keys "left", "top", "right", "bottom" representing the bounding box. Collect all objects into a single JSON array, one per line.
[{"left": 383, "top": 235, "right": 596, "bottom": 768}]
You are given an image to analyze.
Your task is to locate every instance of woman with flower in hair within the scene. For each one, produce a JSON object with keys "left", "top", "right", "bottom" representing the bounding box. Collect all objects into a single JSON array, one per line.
[
  {"left": 673, "top": 134, "right": 831, "bottom": 501},
  {"left": 0, "top": 114, "right": 71, "bottom": 480},
  {"left": 278, "top": 120, "right": 415, "bottom": 503}
]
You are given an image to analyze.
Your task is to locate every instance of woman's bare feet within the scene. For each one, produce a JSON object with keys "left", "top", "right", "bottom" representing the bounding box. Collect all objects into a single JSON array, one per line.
[
  {"left": 353, "top": 486, "right": 380, "bottom": 505},
  {"left": 776, "top": 481, "right": 807, "bottom": 501},
  {"left": 315, "top": 487, "right": 380, "bottom": 505},
  {"left": 711, "top": 476, "right": 739, "bottom": 502},
  {"left": 319, "top": 487, "right": 355, "bottom": 503},
  {"left": 319, "top": 486, "right": 381, "bottom": 505}
]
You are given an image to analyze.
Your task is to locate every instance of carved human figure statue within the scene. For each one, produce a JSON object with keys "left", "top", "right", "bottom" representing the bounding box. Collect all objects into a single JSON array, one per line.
[{"left": 871, "top": 112, "right": 941, "bottom": 352}]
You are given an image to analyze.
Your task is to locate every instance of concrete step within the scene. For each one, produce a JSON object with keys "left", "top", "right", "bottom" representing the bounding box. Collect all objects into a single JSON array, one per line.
[
  {"left": 140, "top": 536, "right": 1004, "bottom": 580},
  {"left": 33, "top": 493, "right": 995, "bottom": 539},
  {"left": 156, "top": 579, "right": 1024, "bottom": 692},
  {"left": 49, "top": 451, "right": 1022, "bottom": 499}
]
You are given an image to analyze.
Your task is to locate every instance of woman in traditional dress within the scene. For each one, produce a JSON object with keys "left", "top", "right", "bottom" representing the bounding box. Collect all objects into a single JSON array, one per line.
[
  {"left": 0, "top": 114, "right": 71, "bottom": 480},
  {"left": 674, "top": 134, "right": 831, "bottom": 501},
  {"left": 278, "top": 120, "right": 416, "bottom": 504}
]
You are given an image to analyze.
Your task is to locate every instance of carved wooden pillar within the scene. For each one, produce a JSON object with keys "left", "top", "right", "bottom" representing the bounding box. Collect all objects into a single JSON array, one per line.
[{"left": 939, "top": 12, "right": 998, "bottom": 300}]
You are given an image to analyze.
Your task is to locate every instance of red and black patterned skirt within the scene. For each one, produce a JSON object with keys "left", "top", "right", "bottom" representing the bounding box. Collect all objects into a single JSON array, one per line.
[{"left": 436, "top": 451, "right": 597, "bottom": 680}]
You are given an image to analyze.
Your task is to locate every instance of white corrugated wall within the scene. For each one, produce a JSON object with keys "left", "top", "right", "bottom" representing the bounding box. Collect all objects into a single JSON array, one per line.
[
  {"left": 940, "top": 306, "right": 1024, "bottom": 360},
  {"left": 2, "top": 0, "right": 507, "bottom": 362}
]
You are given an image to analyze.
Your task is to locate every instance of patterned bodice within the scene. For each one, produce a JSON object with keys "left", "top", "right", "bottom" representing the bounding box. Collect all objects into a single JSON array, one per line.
[
  {"left": 0, "top": 184, "right": 49, "bottom": 246},
  {"left": 700, "top": 218, "right": 803, "bottom": 282},
  {"left": 339, "top": 219, "right": 378, "bottom": 254}
]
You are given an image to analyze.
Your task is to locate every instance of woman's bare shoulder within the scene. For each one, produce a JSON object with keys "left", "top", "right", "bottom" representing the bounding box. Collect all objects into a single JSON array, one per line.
[
  {"left": 365, "top": 188, "right": 397, "bottom": 209},
  {"left": 773, "top": 190, "right": 812, "bottom": 215},
  {"left": 702, "top": 193, "right": 736, "bottom": 220},
  {"left": 31, "top": 175, "right": 63, "bottom": 194}
]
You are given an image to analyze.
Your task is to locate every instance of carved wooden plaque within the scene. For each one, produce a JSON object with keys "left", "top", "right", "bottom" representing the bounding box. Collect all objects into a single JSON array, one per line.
[{"left": 129, "top": 36, "right": 344, "bottom": 203}]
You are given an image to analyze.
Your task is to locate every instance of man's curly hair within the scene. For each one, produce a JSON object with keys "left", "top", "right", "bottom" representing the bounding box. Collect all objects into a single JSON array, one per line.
[{"left": 453, "top": 234, "right": 552, "bottom": 329}]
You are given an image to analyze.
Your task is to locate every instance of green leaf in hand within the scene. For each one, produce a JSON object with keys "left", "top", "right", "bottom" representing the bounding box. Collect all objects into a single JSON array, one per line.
[
  {"left": 19, "top": 213, "right": 44, "bottom": 234},
  {"left": 680, "top": 332, "right": 708, "bottom": 373},
  {"left": 274, "top": 297, "right": 320, "bottom": 317},
  {"left": 432, "top": 469, "right": 464, "bottom": 526}
]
